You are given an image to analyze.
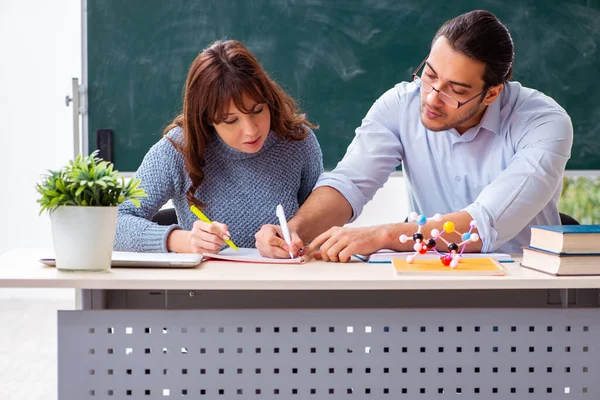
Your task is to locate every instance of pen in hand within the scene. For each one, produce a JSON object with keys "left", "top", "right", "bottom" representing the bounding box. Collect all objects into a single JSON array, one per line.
[
  {"left": 190, "top": 205, "right": 239, "bottom": 251},
  {"left": 276, "top": 204, "right": 294, "bottom": 259}
]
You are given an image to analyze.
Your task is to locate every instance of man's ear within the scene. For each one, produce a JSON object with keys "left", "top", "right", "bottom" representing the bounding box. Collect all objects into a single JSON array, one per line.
[{"left": 483, "top": 83, "right": 504, "bottom": 106}]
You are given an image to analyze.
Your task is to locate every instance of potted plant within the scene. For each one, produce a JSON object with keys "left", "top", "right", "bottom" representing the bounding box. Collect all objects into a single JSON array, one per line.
[{"left": 36, "top": 151, "right": 146, "bottom": 272}]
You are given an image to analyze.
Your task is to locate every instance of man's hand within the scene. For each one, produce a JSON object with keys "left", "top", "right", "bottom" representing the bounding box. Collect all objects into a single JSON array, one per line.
[
  {"left": 255, "top": 224, "right": 304, "bottom": 258},
  {"left": 303, "top": 225, "right": 388, "bottom": 262}
]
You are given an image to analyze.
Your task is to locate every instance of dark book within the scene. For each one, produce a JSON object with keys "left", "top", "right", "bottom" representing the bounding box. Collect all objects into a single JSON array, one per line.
[
  {"left": 529, "top": 225, "right": 600, "bottom": 254},
  {"left": 521, "top": 246, "right": 600, "bottom": 276}
]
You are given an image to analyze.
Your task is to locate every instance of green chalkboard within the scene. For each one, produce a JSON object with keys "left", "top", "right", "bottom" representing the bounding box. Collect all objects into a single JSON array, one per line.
[{"left": 87, "top": 0, "right": 600, "bottom": 171}]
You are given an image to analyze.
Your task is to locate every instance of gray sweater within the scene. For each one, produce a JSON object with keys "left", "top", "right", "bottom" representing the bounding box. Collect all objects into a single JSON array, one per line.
[{"left": 115, "top": 127, "right": 323, "bottom": 252}]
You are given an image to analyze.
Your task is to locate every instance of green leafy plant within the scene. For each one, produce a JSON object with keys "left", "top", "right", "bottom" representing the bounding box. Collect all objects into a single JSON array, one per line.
[
  {"left": 559, "top": 176, "right": 600, "bottom": 224},
  {"left": 36, "top": 150, "right": 147, "bottom": 214}
]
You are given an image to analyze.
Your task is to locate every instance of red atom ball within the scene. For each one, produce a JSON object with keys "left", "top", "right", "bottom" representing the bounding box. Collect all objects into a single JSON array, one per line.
[{"left": 441, "top": 255, "right": 452, "bottom": 266}]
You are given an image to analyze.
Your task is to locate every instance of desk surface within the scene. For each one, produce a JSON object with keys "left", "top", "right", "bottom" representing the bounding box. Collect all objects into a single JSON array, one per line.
[{"left": 1, "top": 248, "right": 599, "bottom": 290}]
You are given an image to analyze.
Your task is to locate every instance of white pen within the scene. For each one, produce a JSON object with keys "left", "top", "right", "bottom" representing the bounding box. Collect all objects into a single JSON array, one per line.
[{"left": 276, "top": 204, "right": 294, "bottom": 259}]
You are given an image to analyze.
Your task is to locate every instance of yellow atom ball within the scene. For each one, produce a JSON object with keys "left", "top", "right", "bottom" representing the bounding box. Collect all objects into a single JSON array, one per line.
[{"left": 443, "top": 221, "right": 455, "bottom": 233}]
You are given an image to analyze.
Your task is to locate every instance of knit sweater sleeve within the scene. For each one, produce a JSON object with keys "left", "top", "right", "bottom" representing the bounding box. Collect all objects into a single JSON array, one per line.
[
  {"left": 114, "top": 132, "right": 184, "bottom": 252},
  {"left": 298, "top": 128, "right": 324, "bottom": 205}
]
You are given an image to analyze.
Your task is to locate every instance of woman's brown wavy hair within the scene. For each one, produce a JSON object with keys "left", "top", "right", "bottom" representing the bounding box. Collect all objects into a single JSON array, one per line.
[{"left": 163, "top": 39, "right": 316, "bottom": 210}]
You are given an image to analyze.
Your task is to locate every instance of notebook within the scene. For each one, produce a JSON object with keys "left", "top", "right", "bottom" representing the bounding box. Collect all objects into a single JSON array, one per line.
[
  {"left": 204, "top": 248, "right": 306, "bottom": 264},
  {"left": 40, "top": 251, "right": 203, "bottom": 268},
  {"left": 361, "top": 250, "right": 513, "bottom": 263},
  {"left": 392, "top": 257, "right": 506, "bottom": 276}
]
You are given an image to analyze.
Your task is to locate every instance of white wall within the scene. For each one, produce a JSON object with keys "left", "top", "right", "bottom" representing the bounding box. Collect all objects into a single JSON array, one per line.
[
  {"left": 0, "top": 0, "right": 81, "bottom": 257},
  {"left": 346, "top": 173, "right": 408, "bottom": 227}
]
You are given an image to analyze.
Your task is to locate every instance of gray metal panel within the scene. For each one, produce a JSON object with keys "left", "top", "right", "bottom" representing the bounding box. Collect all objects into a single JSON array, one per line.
[
  {"left": 59, "top": 309, "right": 599, "bottom": 399},
  {"left": 79, "top": 289, "right": 106, "bottom": 310},
  {"left": 104, "top": 289, "right": 600, "bottom": 310}
]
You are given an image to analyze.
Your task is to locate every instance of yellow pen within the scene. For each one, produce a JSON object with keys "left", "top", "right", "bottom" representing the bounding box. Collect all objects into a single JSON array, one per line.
[{"left": 190, "top": 205, "right": 239, "bottom": 251}]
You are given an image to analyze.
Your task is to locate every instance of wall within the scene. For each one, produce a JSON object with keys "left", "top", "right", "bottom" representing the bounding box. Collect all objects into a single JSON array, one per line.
[
  {"left": 347, "top": 174, "right": 407, "bottom": 228},
  {"left": 0, "top": 0, "right": 81, "bottom": 257}
]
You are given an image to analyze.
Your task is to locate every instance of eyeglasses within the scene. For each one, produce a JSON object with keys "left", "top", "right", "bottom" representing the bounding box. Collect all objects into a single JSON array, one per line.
[{"left": 412, "top": 58, "right": 488, "bottom": 109}]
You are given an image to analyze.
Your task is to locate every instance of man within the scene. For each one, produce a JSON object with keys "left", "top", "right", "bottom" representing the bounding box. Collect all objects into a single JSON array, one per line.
[{"left": 255, "top": 10, "right": 573, "bottom": 262}]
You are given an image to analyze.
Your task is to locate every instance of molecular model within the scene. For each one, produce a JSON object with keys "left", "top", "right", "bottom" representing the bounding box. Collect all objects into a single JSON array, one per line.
[{"left": 399, "top": 212, "right": 480, "bottom": 268}]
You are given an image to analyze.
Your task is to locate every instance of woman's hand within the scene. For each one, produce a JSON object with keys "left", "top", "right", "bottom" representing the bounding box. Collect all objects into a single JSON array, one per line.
[
  {"left": 255, "top": 224, "right": 303, "bottom": 258},
  {"left": 167, "top": 220, "right": 231, "bottom": 254}
]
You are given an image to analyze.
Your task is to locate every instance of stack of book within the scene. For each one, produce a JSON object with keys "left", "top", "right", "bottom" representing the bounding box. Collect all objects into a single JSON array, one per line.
[{"left": 521, "top": 225, "right": 600, "bottom": 275}]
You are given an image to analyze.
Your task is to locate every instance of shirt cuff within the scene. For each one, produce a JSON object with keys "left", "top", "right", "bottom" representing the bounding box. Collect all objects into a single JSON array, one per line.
[
  {"left": 462, "top": 203, "right": 498, "bottom": 253},
  {"left": 141, "top": 223, "right": 181, "bottom": 253},
  {"left": 314, "top": 172, "right": 367, "bottom": 223}
]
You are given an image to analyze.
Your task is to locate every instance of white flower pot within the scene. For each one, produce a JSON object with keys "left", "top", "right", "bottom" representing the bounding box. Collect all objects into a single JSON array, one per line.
[{"left": 50, "top": 206, "right": 118, "bottom": 272}]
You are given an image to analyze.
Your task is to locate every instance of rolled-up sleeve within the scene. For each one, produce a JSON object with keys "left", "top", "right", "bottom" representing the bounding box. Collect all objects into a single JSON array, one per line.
[
  {"left": 315, "top": 88, "right": 405, "bottom": 222},
  {"left": 463, "top": 112, "right": 573, "bottom": 252}
]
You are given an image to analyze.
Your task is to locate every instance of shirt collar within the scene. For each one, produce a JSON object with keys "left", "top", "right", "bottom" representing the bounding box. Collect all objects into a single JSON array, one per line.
[
  {"left": 479, "top": 92, "right": 502, "bottom": 136},
  {"left": 451, "top": 91, "right": 503, "bottom": 140}
]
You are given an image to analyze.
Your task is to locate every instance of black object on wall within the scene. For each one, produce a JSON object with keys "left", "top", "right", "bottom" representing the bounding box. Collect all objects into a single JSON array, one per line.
[{"left": 96, "top": 128, "right": 113, "bottom": 163}]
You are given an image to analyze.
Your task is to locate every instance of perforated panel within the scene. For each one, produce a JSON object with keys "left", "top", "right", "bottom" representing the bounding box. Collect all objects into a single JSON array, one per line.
[{"left": 59, "top": 309, "right": 599, "bottom": 399}]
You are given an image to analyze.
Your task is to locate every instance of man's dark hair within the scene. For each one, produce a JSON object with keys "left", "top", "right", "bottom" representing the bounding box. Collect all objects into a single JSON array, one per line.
[{"left": 433, "top": 10, "right": 514, "bottom": 88}]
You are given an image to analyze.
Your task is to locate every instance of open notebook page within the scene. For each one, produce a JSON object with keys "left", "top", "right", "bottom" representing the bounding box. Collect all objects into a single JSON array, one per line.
[{"left": 204, "top": 248, "right": 306, "bottom": 264}]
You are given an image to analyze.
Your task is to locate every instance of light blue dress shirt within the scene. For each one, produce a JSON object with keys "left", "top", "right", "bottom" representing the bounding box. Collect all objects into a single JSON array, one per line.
[{"left": 315, "top": 81, "right": 573, "bottom": 253}]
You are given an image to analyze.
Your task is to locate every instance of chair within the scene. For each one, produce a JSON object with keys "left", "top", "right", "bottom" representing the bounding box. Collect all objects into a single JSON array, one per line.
[
  {"left": 152, "top": 208, "right": 178, "bottom": 226},
  {"left": 559, "top": 212, "right": 579, "bottom": 225}
]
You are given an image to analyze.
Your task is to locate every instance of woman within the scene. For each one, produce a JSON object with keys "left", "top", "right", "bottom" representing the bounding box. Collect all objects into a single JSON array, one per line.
[{"left": 115, "top": 40, "right": 323, "bottom": 253}]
